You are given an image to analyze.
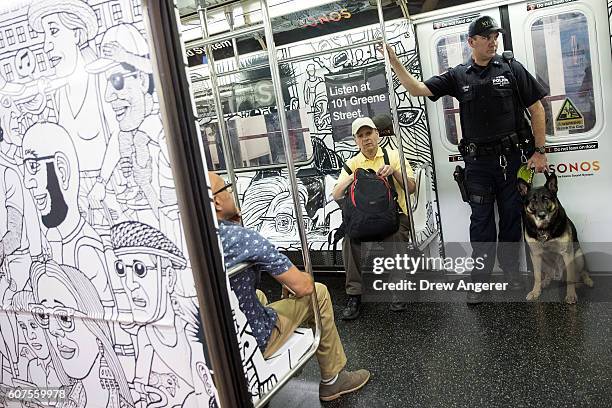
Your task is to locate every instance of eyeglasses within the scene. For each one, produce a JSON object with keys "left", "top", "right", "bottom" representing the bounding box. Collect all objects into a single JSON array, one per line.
[
  {"left": 30, "top": 305, "right": 85, "bottom": 333},
  {"left": 114, "top": 259, "right": 157, "bottom": 279},
  {"left": 260, "top": 214, "right": 311, "bottom": 234},
  {"left": 24, "top": 155, "right": 55, "bottom": 175},
  {"left": 213, "top": 182, "right": 233, "bottom": 195},
  {"left": 108, "top": 71, "right": 139, "bottom": 91}
]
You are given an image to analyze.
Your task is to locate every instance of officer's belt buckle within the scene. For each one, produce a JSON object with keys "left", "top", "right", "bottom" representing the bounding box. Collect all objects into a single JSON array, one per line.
[{"left": 468, "top": 143, "right": 478, "bottom": 156}]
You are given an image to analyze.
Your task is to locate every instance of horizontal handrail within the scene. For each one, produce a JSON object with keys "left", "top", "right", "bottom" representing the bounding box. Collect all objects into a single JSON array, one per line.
[
  {"left": 188, "top": 22, "right": 264, "bottom": 49},
  {"left": 228, "top": 262, "right": 251, "bottom": 278}
]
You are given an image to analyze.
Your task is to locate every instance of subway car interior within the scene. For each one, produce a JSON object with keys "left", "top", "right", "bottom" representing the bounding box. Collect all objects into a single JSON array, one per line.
[{"left": 0, "top": 0, "right": 611, "bottom": 407}]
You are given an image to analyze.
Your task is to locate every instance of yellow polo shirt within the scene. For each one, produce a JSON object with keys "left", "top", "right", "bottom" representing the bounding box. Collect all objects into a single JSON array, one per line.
[{"left": 337, "top": 147, "right": 415, "bottom": 214}]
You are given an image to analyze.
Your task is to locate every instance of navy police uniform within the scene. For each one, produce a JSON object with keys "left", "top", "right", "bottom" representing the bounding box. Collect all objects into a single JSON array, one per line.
[{"left": 424, "top": 18, "right": 547, "bottom": 283}]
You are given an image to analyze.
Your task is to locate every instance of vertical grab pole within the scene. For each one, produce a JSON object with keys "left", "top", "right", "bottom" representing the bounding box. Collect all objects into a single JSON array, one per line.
[
  {"left": 198, "top": 5, "right": 241, "bottom": 208},
  {"left": 375, "top": 0, "right": 417, "bottom": 245},
  {"left": 259, "top": 0, "right": 322, "bottom": 347}
]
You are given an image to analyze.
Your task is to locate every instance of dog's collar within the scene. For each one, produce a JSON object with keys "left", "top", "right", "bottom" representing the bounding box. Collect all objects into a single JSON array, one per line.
[{"left": 537, "top": 231, "right": 550, "bottom": 242}]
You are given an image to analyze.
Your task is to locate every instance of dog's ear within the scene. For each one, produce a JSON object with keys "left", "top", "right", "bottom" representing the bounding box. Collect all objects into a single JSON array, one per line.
[
  {"left": 517, "top": 178, "right": 531, "bottom": 197},
  {"left": 545, "top": 171, "right": 558, "bottom": 194}
]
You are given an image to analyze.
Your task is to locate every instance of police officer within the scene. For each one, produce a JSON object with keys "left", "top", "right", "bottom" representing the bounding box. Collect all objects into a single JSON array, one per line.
[{"left": 382, "top": 16, "right": 548, "bottom": 304}]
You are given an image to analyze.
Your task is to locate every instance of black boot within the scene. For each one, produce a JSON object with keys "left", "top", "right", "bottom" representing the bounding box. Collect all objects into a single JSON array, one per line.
[
  {"left": 507, "top": 274, "right": 525, "bottom": 291},
  {"left": 466, "top": 290, "right": 484, "bottom": 305},
  {"left": 341, "top": 295, "right": 361, "bottom": 320}
]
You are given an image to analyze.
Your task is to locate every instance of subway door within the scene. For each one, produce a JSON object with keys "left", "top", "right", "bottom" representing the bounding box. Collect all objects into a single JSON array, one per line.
[
  {"left": 508, "top": 0, "right": 612, "bottom": 271},
  {"left": 416, "top": 8, "right": 502, "bottom": 248}
]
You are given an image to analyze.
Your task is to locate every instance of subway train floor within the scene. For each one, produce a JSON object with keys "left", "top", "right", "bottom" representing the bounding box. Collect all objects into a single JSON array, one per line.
[{"left": 259, "top": 273, "right": 612, "bottom": 408}]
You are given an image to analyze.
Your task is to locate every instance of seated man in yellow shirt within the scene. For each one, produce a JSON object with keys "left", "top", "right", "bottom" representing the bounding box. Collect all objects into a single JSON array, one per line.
[{"left": 332, "top": 116, "right": 416, "bottom": 320}]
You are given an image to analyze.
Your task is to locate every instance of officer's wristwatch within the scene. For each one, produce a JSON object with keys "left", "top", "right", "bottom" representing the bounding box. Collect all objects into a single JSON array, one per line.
[{"left": 534, "top": 146, "right": 546, "bottom": 154}]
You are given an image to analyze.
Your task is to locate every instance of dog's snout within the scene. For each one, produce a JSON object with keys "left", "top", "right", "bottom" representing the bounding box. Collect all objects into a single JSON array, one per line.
[{"left": 537, "top": 211, "right": 548, "bottom": 220}]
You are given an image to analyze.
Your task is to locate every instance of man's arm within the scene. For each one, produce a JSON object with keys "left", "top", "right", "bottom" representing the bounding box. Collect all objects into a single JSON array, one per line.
[
  {"left": 392, "top": 170, "right": 416, "bottom": 194},
  {"left": 382, "top": 44, "right": 433, "bottom": 97},
  {"left": 526, "top": 100, "right": 548, "bottom": 173},
  {"left": 273, "top": 265, "right": 314, "bottom": 298},
  {"left": 332, "top": 176, "right": 354, "bottom": 201}
]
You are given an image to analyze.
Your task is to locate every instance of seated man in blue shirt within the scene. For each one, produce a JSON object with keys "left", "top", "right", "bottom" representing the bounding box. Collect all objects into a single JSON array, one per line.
[{"left": 209, "top": 172, "right": 370, "bottom": 401}]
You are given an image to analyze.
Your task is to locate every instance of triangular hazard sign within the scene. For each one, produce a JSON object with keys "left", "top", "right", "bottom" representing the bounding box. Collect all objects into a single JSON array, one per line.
[{"left": 556, "top": 98, "right": 583, "bottom": 122}]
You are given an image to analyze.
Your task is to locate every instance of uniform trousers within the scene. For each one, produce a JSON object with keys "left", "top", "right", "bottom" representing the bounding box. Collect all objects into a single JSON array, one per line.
[{"left": 464, "top": 152, "right": 523, "bottom": 282}]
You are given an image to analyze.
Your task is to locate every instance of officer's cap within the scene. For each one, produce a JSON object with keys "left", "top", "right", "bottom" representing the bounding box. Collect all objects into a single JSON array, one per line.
[
  {"left": 351, "top": 117, "right": 377, "bottom": 136},
  {"left": 468, "top": 16, "right": 504, "bottom": 37}
]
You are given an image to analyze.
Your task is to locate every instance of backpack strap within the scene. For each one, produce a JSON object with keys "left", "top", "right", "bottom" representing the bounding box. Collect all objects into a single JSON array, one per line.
[
  {"left": 342, "top": 162, "right": 352, "bottom": 175},
  {"left": 382, "top": 147, "right": 397, "bottom": 193}
]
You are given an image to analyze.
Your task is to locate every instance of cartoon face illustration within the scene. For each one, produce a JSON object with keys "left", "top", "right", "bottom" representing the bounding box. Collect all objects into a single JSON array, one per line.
[
  {"left": 0, "top": 97, "right": 23, "bottom": 147},
  {"left": 22, "top": 154, "right": 70, "bottom": 229},
  {"left": 22, "top": 123, "right": 78, "bottom": 229},
  {"left": 40, "top": 14, "right": 80, "bottom": 78},
  {"left": 16, "top": 314, "right": 50, "bottom": 360},
  {"left": 241, "top": 176, "right": 312, "bottom": 240},
  {"left": 104, "top": 64, "right": 148, "bottom": 132},
  {"left": 34, "top": 273, "right": 98, "bottom": 380},
  {"left": 306, "top": 63, "right": 316, "bottom": 77},
  {"left": 114, "top": 253, "right": 172, "bottom": 322},
  {"left": 259, "top": 191, "right": 305, "bottom": 239}
]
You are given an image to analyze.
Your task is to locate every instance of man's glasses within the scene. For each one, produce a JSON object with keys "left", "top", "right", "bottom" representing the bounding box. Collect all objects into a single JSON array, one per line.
[
  {"left": 24, "top": 155, "right": 55, "bottom": 175},
  {"left": 108, "top": 71, "right": 139, "bottom": 91},
  {"left": 213, "top": 182, "right": 233, "bottom": 195}
]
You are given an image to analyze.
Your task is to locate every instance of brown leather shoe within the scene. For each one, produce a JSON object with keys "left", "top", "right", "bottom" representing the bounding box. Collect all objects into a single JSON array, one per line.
[{"left": 319, "top": 369, "right": 371, "bottom": 401}]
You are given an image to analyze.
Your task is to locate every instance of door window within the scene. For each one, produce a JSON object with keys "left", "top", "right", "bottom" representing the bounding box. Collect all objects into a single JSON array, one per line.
[
  {"left": 531, "top": 12, "right": 596, "bottom": 137},
  {"left": 435, "top": 33, "right": 470, "bottom": 145}
]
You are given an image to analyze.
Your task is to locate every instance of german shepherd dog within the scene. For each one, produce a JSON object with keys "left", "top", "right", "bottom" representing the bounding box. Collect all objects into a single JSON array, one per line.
[{"left": 517, "top": 172, "right": 593, "bottom": 304}]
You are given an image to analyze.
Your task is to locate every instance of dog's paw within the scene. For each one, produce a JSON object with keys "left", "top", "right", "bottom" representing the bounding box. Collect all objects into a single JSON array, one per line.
[
  {"left": 526, "top": 289, "right": 541, "bottom": 301},
  {"left": 583, "top": 275, "right": 594, "bottom": 287},
  {"left": 565, "top": 292, "right": 578, "bottom": 304}
]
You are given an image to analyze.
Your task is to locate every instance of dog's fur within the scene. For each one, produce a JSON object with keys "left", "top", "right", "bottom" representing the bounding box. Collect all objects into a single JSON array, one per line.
[{"left": 517, "top": 172, "right": 593, "bottom": 304}]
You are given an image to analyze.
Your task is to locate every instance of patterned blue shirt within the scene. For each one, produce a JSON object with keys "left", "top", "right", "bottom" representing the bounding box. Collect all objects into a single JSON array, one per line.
[{"left": 218, "top": 220, "right": 293, "bottom": 351}]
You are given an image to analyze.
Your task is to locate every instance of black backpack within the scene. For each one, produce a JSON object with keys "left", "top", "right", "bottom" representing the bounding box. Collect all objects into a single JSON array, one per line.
[{"left": 341, "top": 148, "right": 400, "bottom": 241}]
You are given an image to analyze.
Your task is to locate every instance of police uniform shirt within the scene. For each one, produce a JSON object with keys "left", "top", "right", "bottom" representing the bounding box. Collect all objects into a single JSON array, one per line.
[{"left": 424, "top": 55, "right": 547, "bottom": 142}]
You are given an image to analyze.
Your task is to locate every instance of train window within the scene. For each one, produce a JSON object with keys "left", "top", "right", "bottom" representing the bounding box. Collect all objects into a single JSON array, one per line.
[
  {"left": 201, "top": 109, "right": 313, "bottom": 171},
  {"left": 435, "top": 33, "right": 470, "bottom": 145},
  {"left": 530, "top": 12, "right": 596, "bottom": 137}
]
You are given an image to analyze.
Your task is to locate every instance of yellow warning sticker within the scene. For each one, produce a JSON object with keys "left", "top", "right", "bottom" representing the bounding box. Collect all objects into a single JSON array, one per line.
[{"left": 555, "top": 98, "right": 584, "bottom": 131}]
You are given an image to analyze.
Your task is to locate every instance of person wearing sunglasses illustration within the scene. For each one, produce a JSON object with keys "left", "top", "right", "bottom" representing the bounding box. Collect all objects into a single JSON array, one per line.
[
  {"left": 21, "top": 123, "right": 116, "bottom": 320},
  {"left": 87, "top": 24, "right": 185, "bottom": 262},
  {"left": 11, "top": 290, "right": 60, "bottom": 388},
  {"left": 30, "top": 260, "right": 135, "bottom": 408},
  {"left": 111, "top": 220, "right": 217, "bottom": 408},
  {"left": 86, "top": 23, "right": 167, "bottom": 225}
]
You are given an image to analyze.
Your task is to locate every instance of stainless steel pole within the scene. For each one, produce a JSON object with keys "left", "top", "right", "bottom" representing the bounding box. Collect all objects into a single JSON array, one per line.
[
  {"left": 375, "top": 0, "right": 417, "bottom": 244},
  {"left": 255, "top": 2, "right": 322, "bottom": 405},
  {"left": 198, "top": 5, "right": 241, "bottom": 207}
]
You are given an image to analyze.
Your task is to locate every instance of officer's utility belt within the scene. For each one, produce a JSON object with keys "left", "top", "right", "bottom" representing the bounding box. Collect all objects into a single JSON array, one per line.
[{"left": 458, "top": 131, "right": 530, "bottom": 158}]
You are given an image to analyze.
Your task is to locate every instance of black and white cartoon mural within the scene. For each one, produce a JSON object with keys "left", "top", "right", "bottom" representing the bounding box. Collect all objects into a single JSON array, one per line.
[
  {"left": 0, "top": 0, "right": 219, "bottom": 407},
  {"left": 194, "top": 17, "right": 439, "bottom": 257}
]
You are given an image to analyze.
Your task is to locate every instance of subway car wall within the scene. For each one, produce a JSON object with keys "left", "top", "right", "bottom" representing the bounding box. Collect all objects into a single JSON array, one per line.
[
  {"left": 0, "top": 0, "right": 219, "bottom": 407},
  {"left": 192, "top": 17, "right": 440, "bottom": 268}
]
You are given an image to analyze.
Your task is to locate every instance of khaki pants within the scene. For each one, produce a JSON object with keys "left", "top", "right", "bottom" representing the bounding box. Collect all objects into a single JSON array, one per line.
[
  {"left": 257, "top": 283, "right": 347, "bottom": 379},
  {"left": 343, "top": 214, "right": 411, "bottom": 295}
]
